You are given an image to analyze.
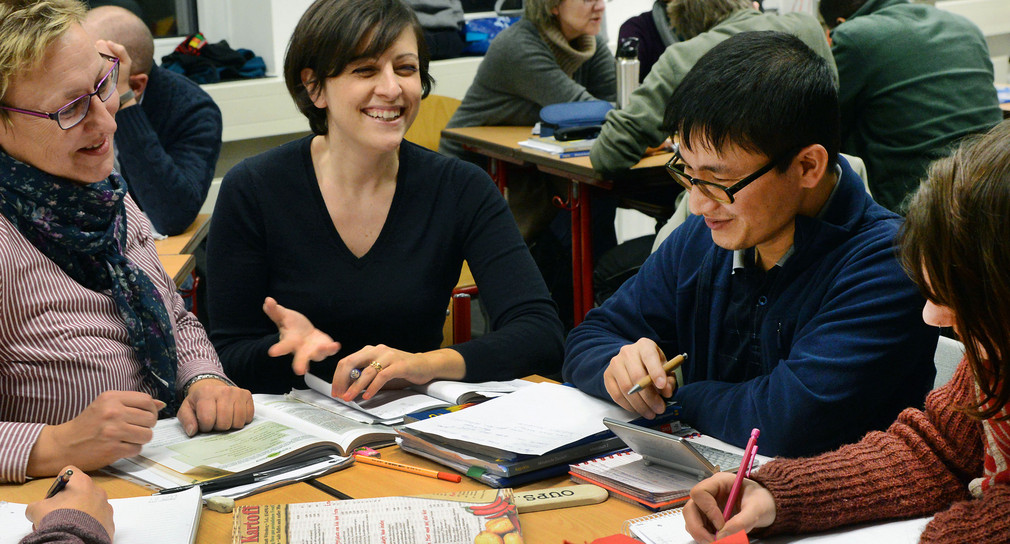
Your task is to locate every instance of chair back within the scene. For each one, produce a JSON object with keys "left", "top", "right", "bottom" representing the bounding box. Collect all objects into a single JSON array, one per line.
[
  {"left": 934, "top": 335, "right": 966, "bottom": 389},
  {"left": 404, "top": 94, "right": 462, "bottom": 151}
]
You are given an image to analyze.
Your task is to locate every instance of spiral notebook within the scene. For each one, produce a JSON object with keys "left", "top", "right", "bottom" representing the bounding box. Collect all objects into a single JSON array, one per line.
[
  {"left": 570, "top": 450, "right": 699, "bottom": 509},
  {"left": 623, "top": 508, "right": 933, "bottom": 544}
]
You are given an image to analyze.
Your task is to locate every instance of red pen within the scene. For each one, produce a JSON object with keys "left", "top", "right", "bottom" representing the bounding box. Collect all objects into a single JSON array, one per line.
[{"left": 723, "top": 428, "right": 760, "bottom": 520}]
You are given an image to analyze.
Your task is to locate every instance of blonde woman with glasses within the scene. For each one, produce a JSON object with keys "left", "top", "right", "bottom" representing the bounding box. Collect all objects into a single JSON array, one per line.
[{"left": 0, "top": 0, "right": 253, "bottom": 493}]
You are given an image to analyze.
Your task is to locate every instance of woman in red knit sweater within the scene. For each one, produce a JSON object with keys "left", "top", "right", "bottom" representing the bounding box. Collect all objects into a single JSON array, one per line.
[{"left": 683, "top": 120, "right": 1010, "bottom": 544}]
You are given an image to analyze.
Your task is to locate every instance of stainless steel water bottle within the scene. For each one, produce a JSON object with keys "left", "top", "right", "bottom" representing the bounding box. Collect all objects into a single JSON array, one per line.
[{"left": 615, "top": 37, "right": 640, "bottom": 110}]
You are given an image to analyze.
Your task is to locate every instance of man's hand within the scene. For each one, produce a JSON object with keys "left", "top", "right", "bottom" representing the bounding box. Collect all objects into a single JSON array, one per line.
[
  {"left": 94, "top": 39, "right": 135, "bottom": 108},
  {"left": 27, "top": 391, "right": 164, "bottom": 477},
  {"left": 602, "top": 338, "right": 674, "bottom": 418},
  {"left": 263, "top": 297, "right": 342, "bottom": 376},
  {"left": 683, "top": 472, "right": 777, "bottom": 543},
  {"left": 177, "top": 379, "right": 254, "bottom": 437},
  {"left": 26, "top": 466, "right": 114, "bottom": 540}
]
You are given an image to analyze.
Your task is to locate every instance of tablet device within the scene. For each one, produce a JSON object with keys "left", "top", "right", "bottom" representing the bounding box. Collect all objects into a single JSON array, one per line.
[{"left": 603, "top": 418, "right": 741, "bottom": 481}]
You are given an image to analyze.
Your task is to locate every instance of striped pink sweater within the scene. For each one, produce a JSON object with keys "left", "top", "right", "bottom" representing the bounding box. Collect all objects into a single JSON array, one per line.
[{"left": 0, "top": 196, "right": 225, "bottom": 483}]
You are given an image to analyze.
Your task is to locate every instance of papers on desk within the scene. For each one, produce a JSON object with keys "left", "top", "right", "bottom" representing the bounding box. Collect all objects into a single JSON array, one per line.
[
  {"left": 623, "top": 508, "right": 932, "bottom": 544},
  {"left": 519, "top": 135, "right": 595, "bottom": 157},
  {"left": 231, "top": 488, "right": 521, "bottom": 544},
  {"left": 0, "top": 486, "right": 202, "bottom": 544},
  {"left": 302, "top": 373, "right": 529, "bottom": 424},
  {"left": 405, "top": 382, "right": 639, "bottom": 457}
]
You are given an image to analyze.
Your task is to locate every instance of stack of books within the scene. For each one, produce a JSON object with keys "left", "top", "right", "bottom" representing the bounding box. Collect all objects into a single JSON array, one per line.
[
  {"left": 518, "top": 135, "right": 596, "bottom": 158},
  {"left": 395, "top": 382, "right": 681, "bottom": 488}
]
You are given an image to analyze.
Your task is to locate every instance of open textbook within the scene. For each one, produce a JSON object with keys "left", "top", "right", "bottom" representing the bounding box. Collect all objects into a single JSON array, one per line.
[
  {"left": 302, "top": 373, "right": 529, "bottom": 424},
  {"left": 231, "top": 488, "right": 520, "bottom": 544},
  {"left": 624, "top": 507, "right": 932, "bottom": 544},
  {"left": 108, "top": 393, "right": 394, "bottom": 498},
  {"left": 0, "top": 486, "right": 202, "bottom": 544}
]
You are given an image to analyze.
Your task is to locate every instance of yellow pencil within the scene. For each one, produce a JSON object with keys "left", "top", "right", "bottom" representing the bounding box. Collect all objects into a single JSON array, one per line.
[{"left": 626, "top": 353, "right": 688, "bottom": 395}]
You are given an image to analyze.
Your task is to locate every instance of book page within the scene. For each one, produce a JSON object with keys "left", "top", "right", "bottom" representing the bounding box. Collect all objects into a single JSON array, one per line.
[
  {"left": 254, "top": 394, "right": 396, "bottom": 450},
  {"left": 304, "top": 373, "right": 448, "bottom": 421},
  {"left": 0, "top": 487, "right": 202, "bottom": 544},
  {"left": 627, "top": 509, "right": 931, "bottom": 544},
  {"left": 405, "top": 382, "right": 638, "bottom": 456},
  {"left": 141, "top": 417, "right": 330, "bottom": 474},
  {"left": 412, "top": 378, "right": 530, "bottom": 404}
]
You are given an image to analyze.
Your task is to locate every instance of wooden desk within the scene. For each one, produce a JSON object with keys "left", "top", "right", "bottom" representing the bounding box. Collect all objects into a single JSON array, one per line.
[
  {"left": 1001, "top": 101, "right": 1010, "bottom": 118},
  {"left": 441, "top": 126, "right": 671, "bottom": 324},
  {"left": 317, "top": 447, "right": 648, "bottom": 542},
  {"left": 159, "top": 253, "right": 195, "bottom": 288},
  {"left": 154, "top": 214, "right": 211, "bottom": 256}
]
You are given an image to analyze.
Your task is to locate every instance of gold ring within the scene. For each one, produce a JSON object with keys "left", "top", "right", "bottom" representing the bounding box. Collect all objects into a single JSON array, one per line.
[{"left": 369, "top": 361, "right": 383, "bottom": 372}]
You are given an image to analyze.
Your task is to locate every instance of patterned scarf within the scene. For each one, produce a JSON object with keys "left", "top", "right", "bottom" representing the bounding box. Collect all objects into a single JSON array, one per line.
[
  {"left": 969, "top": 379, "right": 1010, "bottom": 498},
  {"left": 0, "top": 150, "right": 178, "bottom": 411}
]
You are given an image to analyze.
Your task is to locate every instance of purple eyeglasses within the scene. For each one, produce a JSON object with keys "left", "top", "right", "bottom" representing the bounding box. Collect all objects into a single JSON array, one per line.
[{"left": 0, "top": 54, "right": 119, "bottom": 130}]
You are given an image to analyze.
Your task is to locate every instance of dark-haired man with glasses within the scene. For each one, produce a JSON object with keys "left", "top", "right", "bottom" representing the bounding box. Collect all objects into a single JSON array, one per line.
[{"left": 564, "top": 31, "right": 938, "bottom": 458}]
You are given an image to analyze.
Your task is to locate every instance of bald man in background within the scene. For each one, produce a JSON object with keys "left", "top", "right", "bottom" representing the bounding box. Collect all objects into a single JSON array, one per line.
[{"left": 84, "top": 6, "right": 222, "bottom": 236}]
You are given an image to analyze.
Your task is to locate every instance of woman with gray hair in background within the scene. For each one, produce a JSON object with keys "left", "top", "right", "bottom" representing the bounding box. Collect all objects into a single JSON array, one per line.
[{"left": 440, "top": 0, "right": 617, "bottom": 329}]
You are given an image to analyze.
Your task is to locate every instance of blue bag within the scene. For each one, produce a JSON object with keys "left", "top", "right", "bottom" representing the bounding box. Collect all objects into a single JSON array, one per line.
[
  {"left": 539, "top": 100, "right": 613, "bottom": 138},
  {"left": 463, "top": 16, "right": 519, "bottom": 55}
]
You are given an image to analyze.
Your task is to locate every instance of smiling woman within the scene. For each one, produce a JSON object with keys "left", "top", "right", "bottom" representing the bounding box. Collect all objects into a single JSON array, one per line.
[{"left": 206, "top": 0, "right": 564, "bottom": 397}]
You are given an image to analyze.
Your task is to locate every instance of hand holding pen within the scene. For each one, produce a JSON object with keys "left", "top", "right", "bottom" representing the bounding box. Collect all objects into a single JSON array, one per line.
[
  {"left": 25, "top": 466, "right": 115, "bottom": 540},
  {"left": 681, "top": 432, "right": 777, "bottom": 543},
  {"left": 603, "top": 340, "right": 685, "bottom": 419}
]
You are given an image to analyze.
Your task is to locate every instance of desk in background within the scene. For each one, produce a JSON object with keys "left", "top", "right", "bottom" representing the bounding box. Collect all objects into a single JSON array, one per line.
[
  {"left": 441, "top": 127, "right": 671, "bottom": 325},
  {"left": 155, "top": 214, "right": 210, "bottom": 290}
]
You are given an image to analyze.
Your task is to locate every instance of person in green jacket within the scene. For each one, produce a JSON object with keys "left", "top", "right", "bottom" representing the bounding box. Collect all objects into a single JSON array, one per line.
[
  {"left": 819, "top": 0, "right": 1002, "bottom": 212},
  {"left": 590, "top": 0, "right": 836, "bottom": 177}
]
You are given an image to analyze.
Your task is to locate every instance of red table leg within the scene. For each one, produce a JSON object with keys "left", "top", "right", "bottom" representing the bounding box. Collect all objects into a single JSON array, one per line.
[
  {"left": 488, "top": 157, "right": 508, "bottom": 195},
  {"left": 569, "top": 181, "right": 594, "bottom": 326}
]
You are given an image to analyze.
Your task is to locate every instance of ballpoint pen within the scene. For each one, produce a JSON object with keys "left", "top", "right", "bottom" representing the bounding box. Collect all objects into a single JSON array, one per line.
[
  {"left": 723, "top": 428, "right": 760, "bottom": 520},
  {"left": 156, "top": 455, "right": 341, "bottom": 495},
  {"left": 626, "top": 353, "right": 688, "bottom": 395},
  {"left": 44, "top": 469, "right": 74, "bottom": 499}
]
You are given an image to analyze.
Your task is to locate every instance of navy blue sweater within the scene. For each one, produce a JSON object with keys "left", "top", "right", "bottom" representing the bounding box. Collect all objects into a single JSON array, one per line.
[
  {"left": 115, "top": 65, "right": 222, "bottom": 235},
  {"left": 564, "top": 158, "right": 938, "bottom": 457},
  {"left": 207, "top": 137, "right": 564, "bottom": 393}
]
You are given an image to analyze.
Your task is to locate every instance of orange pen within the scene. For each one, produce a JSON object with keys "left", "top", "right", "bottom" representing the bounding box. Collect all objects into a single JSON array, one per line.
[{"left": 353, "top": 453, "right": 462, "bottom": 483}]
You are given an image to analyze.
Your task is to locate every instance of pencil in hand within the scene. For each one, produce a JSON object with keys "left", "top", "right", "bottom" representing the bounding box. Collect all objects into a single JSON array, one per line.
[{"left": 626, "top": 353, "right": 688, "bottom": 395}]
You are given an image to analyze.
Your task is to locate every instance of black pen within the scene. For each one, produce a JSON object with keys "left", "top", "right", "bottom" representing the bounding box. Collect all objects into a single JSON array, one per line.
[
  {"left": 156, "top": 455, "right": 341, "bottom": 495},
  {"left": 45, "top": 469, "right": 74, "bottom": 499}
]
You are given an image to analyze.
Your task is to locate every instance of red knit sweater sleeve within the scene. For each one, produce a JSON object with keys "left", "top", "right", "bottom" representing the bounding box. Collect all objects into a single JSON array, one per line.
[{"left": 751, "top": 360, "right": 983, "bottom": 536}]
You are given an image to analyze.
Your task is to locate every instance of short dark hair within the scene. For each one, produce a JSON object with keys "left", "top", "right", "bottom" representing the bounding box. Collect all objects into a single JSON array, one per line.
[
  {"left": 663, "top": 31, "right": 839, "bottom": 171},
  {"left": 819, "top": 0, "right": 865, "bottom": 29},
  {"left": 284, "top": 0, "right": 433, "bottom": 135}
]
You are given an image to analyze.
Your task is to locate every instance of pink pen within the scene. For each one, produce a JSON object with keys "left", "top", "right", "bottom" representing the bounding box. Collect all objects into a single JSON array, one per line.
[
  {"left": 745, "top": 446, "right": 759, "bottom": 478},
  {"left": 723, "top": 428, "right": 760, "bottom": 521}
]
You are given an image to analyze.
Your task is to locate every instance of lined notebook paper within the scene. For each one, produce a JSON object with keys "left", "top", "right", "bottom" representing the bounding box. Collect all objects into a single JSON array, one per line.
[
  {"left": 570, "top": 450, "right": 700, "bottom": 503},
  {"left": 623, "top": 508, "right": 932, "bottom": 544}
]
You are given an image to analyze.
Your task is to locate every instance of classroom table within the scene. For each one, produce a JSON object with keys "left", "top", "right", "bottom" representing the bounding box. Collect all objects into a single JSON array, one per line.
[
  {"left": 440, "top": 126, "right": 672, "bottom": 325},
  {"left": 154, "top": 214, "right": 211, "bottom": 256},
  {"left": 0, "top": 446, "right": 652, "bottom": 543},
  {"left": 158, "top": 253, "right": 195, "bottom": 288}
]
